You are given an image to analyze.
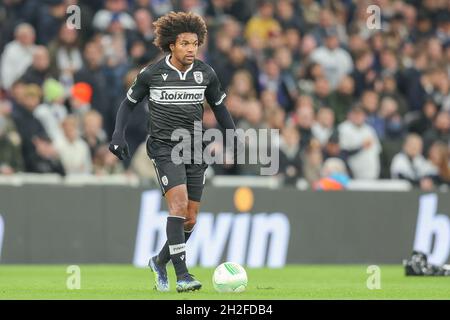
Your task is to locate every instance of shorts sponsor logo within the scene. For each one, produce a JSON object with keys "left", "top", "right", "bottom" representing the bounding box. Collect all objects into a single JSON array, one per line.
[{"left": 161, "top": 175, "right": 168, "bottom": 186}]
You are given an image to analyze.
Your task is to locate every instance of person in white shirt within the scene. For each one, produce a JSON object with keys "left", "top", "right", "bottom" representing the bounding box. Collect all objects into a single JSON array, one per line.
[
  {"left": 390, "top": 133, "right": 437, "bottom": 185},
  {"left": 338, "top": 106, "right": 381, "bottom": 179},
  {"left": 310, "top": 27, "right": 353, "bottom": 90},
  {"left": 0, "top": 23, "right": 36, "bottom": 89},
  {"left": 33, "top": 79, "right": 67, "bottom": 143},
  {"left": 55, "top": 116, "right": 92, "bottom": 175},
  {"left": 312, "top": 107, "right": 335, "bottom": 146}
]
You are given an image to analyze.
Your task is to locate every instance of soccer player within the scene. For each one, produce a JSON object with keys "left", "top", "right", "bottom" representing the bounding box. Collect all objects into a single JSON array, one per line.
[{"left": 109, "top": 12, "right": 237, "bottom": 292}]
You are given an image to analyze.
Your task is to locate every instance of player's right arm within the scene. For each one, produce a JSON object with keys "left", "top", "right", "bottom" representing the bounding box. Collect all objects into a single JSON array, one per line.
[{"left": 109, "top": 67, "right": 150, "bottom": 160}]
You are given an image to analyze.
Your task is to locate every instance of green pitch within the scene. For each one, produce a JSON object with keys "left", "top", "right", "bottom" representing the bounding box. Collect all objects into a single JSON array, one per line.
[{"left": 0, "top": 265, "right": 449, "bottom": 299}]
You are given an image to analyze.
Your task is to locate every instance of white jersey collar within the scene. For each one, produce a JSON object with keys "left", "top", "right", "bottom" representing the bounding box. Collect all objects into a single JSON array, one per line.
[{"left": 165, "top": 55, "right": 194, "bottom": 81}]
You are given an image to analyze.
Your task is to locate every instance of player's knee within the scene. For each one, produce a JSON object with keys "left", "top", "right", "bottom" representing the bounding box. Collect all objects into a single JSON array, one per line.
[
  {"left": 169, "top": 199, "right": 188, "bottom": 216},
  {"left": 184, "top": 217, "right": 196, "bottom": 231}
]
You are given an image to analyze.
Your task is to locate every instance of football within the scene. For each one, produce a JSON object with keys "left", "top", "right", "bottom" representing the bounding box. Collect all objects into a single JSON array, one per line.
[{"left": 212, "top": 262, "right": 248, "bottom": 293}]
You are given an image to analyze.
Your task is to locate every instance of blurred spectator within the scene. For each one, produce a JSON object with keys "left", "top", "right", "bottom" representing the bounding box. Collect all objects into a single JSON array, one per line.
[
  {"left": 48, "top": 25, "right": 83, "bottom": 87},
  {"left": 311, "top": 76, "right": 331, "bottom": 110},
  {"left": 93, "top": 144, "right": 123, "bottom": 175},
  {"left": 313, "top": 157, "right": 350, "bottom": 191},
  {"left": 311, "top": 7, "right": 347, "bottom": 45},
  {"left": 298, "top": 62, "right": 323, "bottom": 95},
  {"left": 292, "top": 105, "right": 314, "bottom": 151},
  {"left": 237, "top": 99, "right": 265, "bottom": 131},
  {"left": 238, "top": 99, "right": 266, "bottom": 175},
  {"left": 92, "top": 0, "right": 136, "bottom": 32},
  {"left": 265, "top": 106, "right": 285, "bottom": 131},
  {"left": 407, "top": 99, "right": 438, "bottom": 135},
  {"left": 54, "top": 115, "right": 92, "bottom": 175},
  {"left": 1, "top": 23, "right": 36, "bottom": 89},
  {"left": 323, "top": 130, "right": 343, "bottom": 161},
  {"left": 426, "top": 141, "right": 450, "bottom": 187},
  {"left": 422, "top": 111, "right": 450, "bottom": 155},
  {"left": 398, "top": 51, "right": 427, "bottom": 110},
  {"left": 178, "top": 0, "right": 206, "bottom": 16},
  {"left": 311, "top": 27, "right": 353, "bottom": 90},
  {"left": 33, "top": 78, "right": 67, "bottom": 142},
  {"left": 227, "top": 69, "right": 257, "bottom": 101},
  {"left": 278, "top": 125, "right": 302, "bottom": 185},
  {"left": 275, "top": 0, "right": 303, "bottom": 33},
  {"left": 132, "top": 0, "right": 173, "bottom": 18},
  {"left": 284, "top": 27, "right": 302, "bottom": 64},
  {"left": 258, "top": 58, "right": 293, "bottom": 111},
  {"left": 298, "top": 0, "right": 320, "bottom": 29},
  {"left": 74, "top": 41, "right": 110, "bottom": 123},
  {"left": 0, "top": 113, "right": 24, "bottom": 174},
  {"left": 390, "top": 133, "right": 436, "bottom": 188},
  {"left": 379, "top": 74, "right": 408, "bottom": 116},
  {"left": 339, "top": 106, "right": 381, "bottom": 179},
  {"left": 328, "top": 75, "right": 355, "bottom": 124},
  {"left": 11, "top": 84, "right": 64, "bottom": 174},
  {"left": 350, "top": 49, "right": 376, "bottom": 98},
  {"left": 33, "top": 0, "right": 67, "bottom": 45},
  {"left": 360, "top": 90, "right": 384, "bottom": 138},
  {"left": 379, "top": 48, "right": 400, "bottom": 82},
  {"left": 378, "top": 96, "right": 405, "bottom": 178},
  {"left": 127, "top": 9, "right": 160, "bottom": 65},
  {"left": 82, "top": 110, "right": 107, "bottom": 160},
  {"left": 244, "top": 0, "right": 281, "bottom": 46},
  {"left": 431, "top": 69, "right": 450, "bottom": 112},
  {"left": 20, "top": 46, "right": 53, "bottom": 86},
  {"left": 129, "top": 141, "right": 157, "bottom": 180},
  {"left": 274, "top": 46, "right": 299, "bottom": 110},
  {"left": 216, "top": 38, "right": 259, "bottom": 92},
  {"left": 302, "top": 140, "right": 323, "bottom": 186},
  {"left": 312, "top": 107, "right": 335, "bottom": 147},
  {"left": 70, "top": 82, "right": 93, "bottom": 117}
]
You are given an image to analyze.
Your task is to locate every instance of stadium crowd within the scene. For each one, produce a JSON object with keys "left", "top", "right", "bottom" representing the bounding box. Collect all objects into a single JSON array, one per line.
[{"left": 0, "top": 0, "right": 449, "bottom": 190}]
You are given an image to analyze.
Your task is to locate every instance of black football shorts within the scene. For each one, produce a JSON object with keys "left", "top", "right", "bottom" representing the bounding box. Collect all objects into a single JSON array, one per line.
[{"left": 146, "top": 138, "right": 208, "bottom": 202}]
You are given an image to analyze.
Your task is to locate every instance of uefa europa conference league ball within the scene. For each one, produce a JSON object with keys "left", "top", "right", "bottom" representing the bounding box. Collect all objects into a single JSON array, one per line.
[{"left": 212, "top": 262, "right": 248, "bottom": 293}]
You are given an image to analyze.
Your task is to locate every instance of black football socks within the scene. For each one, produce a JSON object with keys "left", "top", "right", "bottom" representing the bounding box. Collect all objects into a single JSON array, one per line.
[
  {"left": 165, "top": 216, "right": 189, "bottom": 279},
  {"left": 157, "top": 228, "right": 193, "bottom": 266}
]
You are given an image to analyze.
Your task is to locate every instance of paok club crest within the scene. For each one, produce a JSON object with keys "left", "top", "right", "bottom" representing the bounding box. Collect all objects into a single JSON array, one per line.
[{"left": 193, "top": 71, "right": 203, "bottom": 84}]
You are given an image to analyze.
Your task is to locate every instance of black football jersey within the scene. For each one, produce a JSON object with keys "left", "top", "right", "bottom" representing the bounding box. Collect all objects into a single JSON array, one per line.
[{"left": 126, "top": 55, "right": 227, "bottom": 144}]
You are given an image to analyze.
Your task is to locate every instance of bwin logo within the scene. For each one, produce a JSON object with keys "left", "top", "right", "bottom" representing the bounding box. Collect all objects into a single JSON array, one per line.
[
  {"left": 133, "top": 190, "right": 290, "bottom": 268},
  {"left": 413, "top": 194, "right": 450, "bottom": 265}
]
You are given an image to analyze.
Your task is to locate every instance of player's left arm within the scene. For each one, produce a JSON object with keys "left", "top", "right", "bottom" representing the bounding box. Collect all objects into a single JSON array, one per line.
[{"left": 109, "top": 67, "right": 150, "bottom": 160}]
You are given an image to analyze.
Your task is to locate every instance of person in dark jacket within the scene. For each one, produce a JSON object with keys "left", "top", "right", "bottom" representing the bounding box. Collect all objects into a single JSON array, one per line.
[{"left": 11, "top": 84, "right": 64, "bottom": 174}]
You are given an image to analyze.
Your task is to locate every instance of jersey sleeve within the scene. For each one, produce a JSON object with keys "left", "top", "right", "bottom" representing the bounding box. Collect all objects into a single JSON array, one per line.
[
  {"left": 205, "top": 67, "right": 227, "bottom": 108},
  {"left": 126, "top": 67, "right": 150, "bottom": 104}
]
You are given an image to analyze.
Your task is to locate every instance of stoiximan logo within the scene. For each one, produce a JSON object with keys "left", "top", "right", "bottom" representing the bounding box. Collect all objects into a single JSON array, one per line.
[{"left": 133, "top": 190, "right": 290, "bottom": 268}]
